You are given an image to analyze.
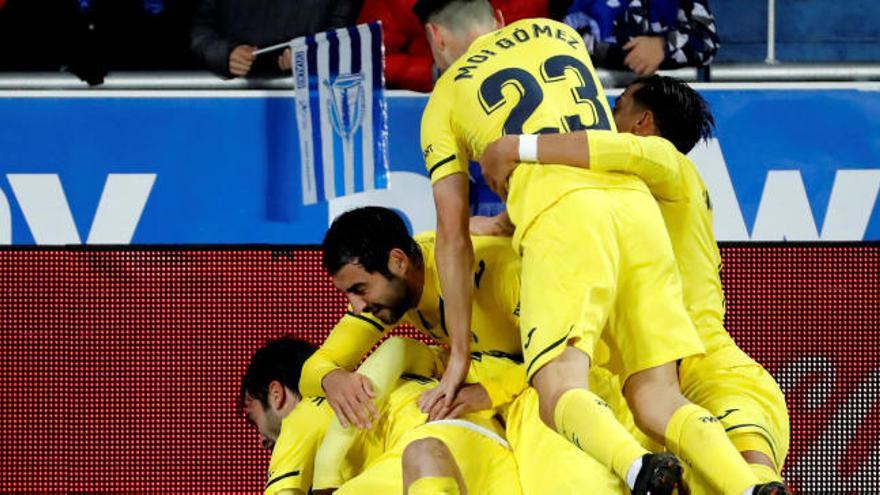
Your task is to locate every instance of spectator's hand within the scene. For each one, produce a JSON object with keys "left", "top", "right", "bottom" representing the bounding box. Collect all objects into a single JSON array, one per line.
[
  {"left": 278, "top": 48, "right": 292, "bottom": 72},
  {"left": 229, "top": 45, "right": 257, "bottom": 77},
  {"left": 623, "top": 36, "right": 665, "bottom": 76},
  {"left": 479, "top": 135, "right": 520, "bottom": 200},
  {"left": 443, "top": 383, "right": 492, "bottom": 419},
  {"left": 321, "top": 369, "right": 378, "bottom": 429},
  {"left": 470, "top": 212, "right": 514, "bottom": 237}
]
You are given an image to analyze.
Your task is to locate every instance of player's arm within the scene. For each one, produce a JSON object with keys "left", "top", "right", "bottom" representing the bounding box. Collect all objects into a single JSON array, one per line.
[
  {"left": 314, "top": 337, "right": 441, "bottom": 487},
  {"left": 418, "top": 84, "right": 475, "bottom": 415},
  {"left": 422, "top": 173, "right": 474, "bottom": 415},
  {"left": 299, "top": 311, "right": 388, "bottom": 428},
  {"left": 479, "top": 131, "right": 685, "bottom": 201}
]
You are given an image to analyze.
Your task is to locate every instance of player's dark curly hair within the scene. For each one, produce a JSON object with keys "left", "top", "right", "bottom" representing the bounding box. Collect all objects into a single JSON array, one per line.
[
  {"left": 322, "top": 207, "right": 422, "bottom": 277},
  {"left": 629, "top": 75, "right": 715, "bottom": 154},
  {"left": 413, "top": 0, "right": 493, "bottom": 25},
  {"left": 239, "top": 336, "right": 316, "bottom": 409}
]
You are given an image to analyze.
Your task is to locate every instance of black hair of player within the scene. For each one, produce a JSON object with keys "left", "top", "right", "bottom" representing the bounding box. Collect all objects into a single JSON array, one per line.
[
  {"left": 630, "top": 75, "right": 715, "bottom": 154},
  {"left": 239, "top": 336, "right": 316, "bottom": 409},
  {"left": 413, "top": 0, "right": 490, "bottom": 25},
  {"left": 322, "top": 206, "right": 422, "bottom": 277}
]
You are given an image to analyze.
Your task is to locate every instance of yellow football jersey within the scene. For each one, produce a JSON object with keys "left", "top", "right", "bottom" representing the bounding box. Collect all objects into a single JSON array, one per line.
[
  {"left": 265, "top": 397, "right": 334, "bottom": 495},
  {"left": 313, "top": 373, "right": 509, "bottom": 490},
  {"left": 335, "top": 377, "right": 437, "bottom": 482},
  {"left": 421, "top": 18, "right": 655, "bottom": 251},
  {"left": 586, "top": 131, "right": 748, "bottom": 359},
  {"left": 300, "top": 232, "right": 523, "bottom": 397},
  {"left": 272, "top": 377, "right": 492, "bottom": 494}
]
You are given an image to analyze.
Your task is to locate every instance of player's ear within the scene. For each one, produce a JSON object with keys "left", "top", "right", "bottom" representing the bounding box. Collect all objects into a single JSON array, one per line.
[
  {"left": 268, "top": 380, "right": 284, "bottom": 411},
  {"left": 387, "top": 248, "right": 408, "bottom": 276},
  {"left": 426, "top": 22, "right": 444, "bottom": 50},
  {"left": 634, "top": 109, "right": 656, "bottom": 137},
  {"left": 494, "top": 9, "right": 504, "bottom": 29}
]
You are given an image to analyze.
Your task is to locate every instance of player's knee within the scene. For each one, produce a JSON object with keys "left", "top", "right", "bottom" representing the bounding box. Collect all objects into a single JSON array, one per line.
[
  {"left": 534, "top": 381, "right": 578, "bottom": 429},
  {"left": 533, "top": 357, "right": 591, "bottom": 429},
  {"left": 402, "top": 437, "right": 453, "bottom": 476},
  {"left": 625, "top": 369, "right": 688, "bottom": 438}
]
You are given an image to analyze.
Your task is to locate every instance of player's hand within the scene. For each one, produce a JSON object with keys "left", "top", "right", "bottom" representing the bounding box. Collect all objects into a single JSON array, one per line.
[
  {"left": 623, "top": 36, "right": 665, "bottom": 76},
  {"left": 469, "top": 211, "right": 514, "bottom": 237},
  {"left": 419, "top": 353, "right": 469, "bottom": 419},
  {"left": 479, "top": 135, "right": 520, "bottom": 200},
  {"left": 277, "top": 48, "right": 292, "bottom": 71},
  {"left": 442, "top": 383, "right": 492, "bottom": 420},
  {"left": 321, "top": 369, "right": 378, "bottom": 429},
  {"left": 229, "top": 44, "right": 257, "bottom": 77}
]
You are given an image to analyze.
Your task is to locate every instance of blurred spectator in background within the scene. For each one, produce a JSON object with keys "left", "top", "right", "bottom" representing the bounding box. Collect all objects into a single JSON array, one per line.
[
  {"left": 0, "top": 0, "right": 103, "bottom": 83},
  {"left": 564, "top": 0, "right": 719, "bottom": 76},
  {"left": 95, "top": 0, "right": 196, "bottom": 71},
  {"left": 359, "top": 0, "right": 551, "bottom": 92},
  {"left": 0, "top": 0, "right": 195, "bottom": 85},
  {"left": 190, "top": 0, "right": 361, "bottom": 79}
]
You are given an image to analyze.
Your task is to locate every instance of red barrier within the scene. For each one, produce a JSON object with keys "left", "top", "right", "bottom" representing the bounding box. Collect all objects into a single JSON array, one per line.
[{"left": 0, "top": 245, "right": 877, "bottom": 492}]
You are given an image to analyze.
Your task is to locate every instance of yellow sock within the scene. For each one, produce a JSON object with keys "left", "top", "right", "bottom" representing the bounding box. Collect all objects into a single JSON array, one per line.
[
  {"left": 554, "top": 388, "right": 648, "bottom": 481},
  {"left": 665, "top": 404, "right": 760, "bottom": 495},
  {"left": 408, "top": 476, "right": 461, "bottom": 495},
  {"left": 750, "top": 463, "right": 782, "bottom": 483}
]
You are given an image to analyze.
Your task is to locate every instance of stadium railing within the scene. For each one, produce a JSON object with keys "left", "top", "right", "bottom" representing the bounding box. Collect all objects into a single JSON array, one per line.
[{"left": 1, "top": 63, "right": 879, "bottom": 91}]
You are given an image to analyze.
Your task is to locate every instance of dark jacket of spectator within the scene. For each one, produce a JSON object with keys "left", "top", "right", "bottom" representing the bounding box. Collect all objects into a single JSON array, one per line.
[
  {"left": 0, "top": 0, "right": 104, "bottom": 83},
  {"left": 190, "top": 0, "right": 361, "bottom": 78},
  {"left": 0, "top": 0, "right": 196, "bottom": 84},
  {"left": 564, "top": 0, "right": 719, "bottom": 74},
  {"left": 358, "top": 0, "right": 549, "bottom": 92}
]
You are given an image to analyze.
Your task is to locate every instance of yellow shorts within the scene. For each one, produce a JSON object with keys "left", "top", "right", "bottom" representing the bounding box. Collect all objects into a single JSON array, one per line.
[
  {"left": 336, "top": 419, "right": 521, "bottom": 495},
  {"left": 506, "top": 387, "right": 628, "bottom": 495},
  {"left": 518, "top": 188, "right": 704, "bottom": 382},
  {"left": 679, "top": 346, "right": 790, "bottom": 472}
]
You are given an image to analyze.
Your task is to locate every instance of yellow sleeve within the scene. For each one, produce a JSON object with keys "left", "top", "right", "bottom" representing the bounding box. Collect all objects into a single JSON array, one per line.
[
  {"left": 587, "top": 131, "right": 685, "bottom": 201},
  {"left": 264, "top": 418, "right": 312, "bottom": 494},
  {"left": 421, "top": 77, "right": 470, "bottom": 184},
  {"left": 468, "top": 354, "right": 527, "bottom": 409},
  {"left": 299, "top": 310, "right": 391, "bottom": 397},
  {"left": 265, "top": 401, "right": 334, "bottom": 495}
]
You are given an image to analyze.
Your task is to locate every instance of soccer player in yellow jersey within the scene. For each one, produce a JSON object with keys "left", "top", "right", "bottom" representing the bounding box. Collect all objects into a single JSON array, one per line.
[
  {"left": 240, "top": 335, "right": 519, "bottom": 495},
  {"left": 412, "top": 0, "right": 756, "bottom": 493},
  {"left": 304, "top": 206, "right": 628, "bottom": 494},
  {"left": 301, "top": 206, "right": 524, "bottom": 427},
  {"left": 239, "top": 337, "right": 335, "bottom": 495},
  {"left": 479, "top": 76, "right": 791, "bottom": 495}
]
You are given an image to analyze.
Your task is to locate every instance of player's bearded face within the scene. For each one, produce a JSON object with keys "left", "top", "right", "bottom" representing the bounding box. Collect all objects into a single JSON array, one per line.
[
  {"left": 333, "top": 262, "right": 412, "bottom": 325},
  {"left": 243, "top": 397, "right": 283, "bottom": 450},
  {"left": 366, "top": 274, "right": 411, "bottom": 324}
]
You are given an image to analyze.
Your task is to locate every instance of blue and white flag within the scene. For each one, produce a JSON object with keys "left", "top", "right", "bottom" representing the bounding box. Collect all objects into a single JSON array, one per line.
[{"left": 291, "top": 22, "right": 390, "bottom": 205}]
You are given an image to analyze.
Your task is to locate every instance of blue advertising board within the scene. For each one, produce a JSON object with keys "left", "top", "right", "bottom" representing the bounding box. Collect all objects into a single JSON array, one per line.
[{"left": 1, "top": 84, "right": 878, "bottom": 245}]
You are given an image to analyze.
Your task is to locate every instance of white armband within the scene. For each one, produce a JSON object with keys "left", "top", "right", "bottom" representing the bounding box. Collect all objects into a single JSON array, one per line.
[{"left": 518, "top": 134, "right": 538, "bottom": 162}]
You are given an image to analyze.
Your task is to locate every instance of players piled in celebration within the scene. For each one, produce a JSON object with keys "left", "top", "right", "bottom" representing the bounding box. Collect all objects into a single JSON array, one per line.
[
  {"left": 480, "top": 74, "right": 791, "bottom": 493},
  {"left": 235, "top": 1, "right": 791, "bottom": 493},
  {"left": 415, "top": 0, "right": 789, "bottom": 493}
]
